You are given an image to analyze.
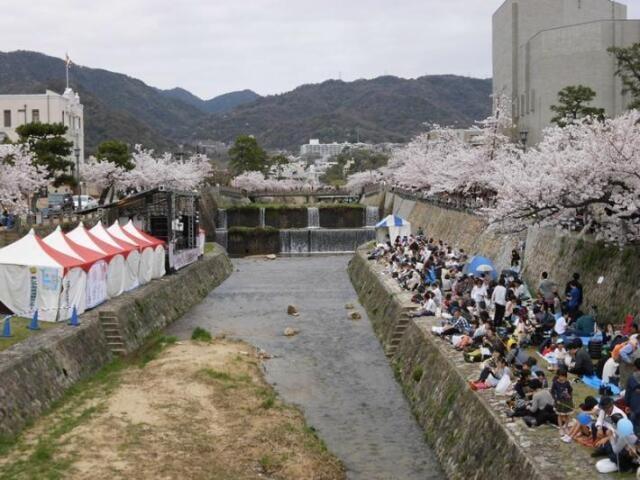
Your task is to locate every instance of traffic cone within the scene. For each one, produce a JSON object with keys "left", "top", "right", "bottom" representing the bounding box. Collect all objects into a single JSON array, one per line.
[
  {"left": 27, "top": 310, "right": 40, "bottom": 331},
  {"left": 68, "top": 306, "right": 79, "bottom": 327},
  {"left": 2, "top": 316, "right": 11, "bottom": 337}
]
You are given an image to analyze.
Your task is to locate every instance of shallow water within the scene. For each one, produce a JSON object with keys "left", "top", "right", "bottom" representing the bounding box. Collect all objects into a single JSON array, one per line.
[{"left": 167, "top": 256, "right": 443, "bottom": 480}]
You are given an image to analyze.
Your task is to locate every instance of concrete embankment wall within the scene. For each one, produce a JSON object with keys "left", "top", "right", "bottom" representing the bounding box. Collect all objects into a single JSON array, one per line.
[
  {"left": 349, "top": 251, "right": 588, "bottom": 480},
  {"left": 361, "top": 190, "right": 640, "bottom": 321},
  {"left": 0, "top": 247, "right": 233, "bottom": 437}
]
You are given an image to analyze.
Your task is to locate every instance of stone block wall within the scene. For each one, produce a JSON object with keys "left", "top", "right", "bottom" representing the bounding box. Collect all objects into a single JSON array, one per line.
[{"left": 0, "top": 247, "right": 233, "bottom": 438}]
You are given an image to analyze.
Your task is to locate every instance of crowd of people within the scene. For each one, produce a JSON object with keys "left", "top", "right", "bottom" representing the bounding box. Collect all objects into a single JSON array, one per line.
[{"left": 367, "top": 233, "right": 640, "bottom": 474}]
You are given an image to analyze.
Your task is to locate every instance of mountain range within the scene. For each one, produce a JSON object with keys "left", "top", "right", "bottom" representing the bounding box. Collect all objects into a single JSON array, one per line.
[{"left": 0, "top": 50, "right": 492, "bottom": 153}]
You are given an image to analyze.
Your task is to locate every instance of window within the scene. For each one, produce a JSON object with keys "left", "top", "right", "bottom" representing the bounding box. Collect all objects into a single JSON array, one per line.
[
  {"left": 3, "top": 110, "right": 10, "bottom": 127},
  {"left": 32, "top": 109, "right": 40, "bottom": 123}
]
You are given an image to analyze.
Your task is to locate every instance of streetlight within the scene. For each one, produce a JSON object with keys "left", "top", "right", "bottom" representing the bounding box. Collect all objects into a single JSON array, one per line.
[
  {"left": 519, "top": 130, "right": 529, "bottom": 151},
  {"left": 74, "top": 147, "right": 81, "bottom": 210}
]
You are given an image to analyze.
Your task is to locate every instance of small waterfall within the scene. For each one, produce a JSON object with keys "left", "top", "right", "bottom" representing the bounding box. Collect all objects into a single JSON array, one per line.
[
  {"left": 215, "top": 229, "right": 228, "bottom": 250},
  {"left": 280, "top": 229, "right": 312, "bottom": 254},
  {"left": 217, "top": 209, "right": 227, "bottom": 230},
  {"left": 259, "top": 207, "right": 266, "bottom": 228},
  {"left": 280, "top": 228, "right": 375, "bottom": 254},
  {"left": 216, "top": 209, "right": 228, "bottom": 250},
  {"left": 307, "top": 207, "right": 320, "bottom": 228},
  {"left": 365, "top": 206, "right": 380, "bottom": 227}
]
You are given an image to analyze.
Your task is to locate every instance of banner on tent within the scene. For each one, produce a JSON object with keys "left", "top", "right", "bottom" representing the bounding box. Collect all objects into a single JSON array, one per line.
[{"left": 40, "top": 268, "right": 60, "bottom": 291}]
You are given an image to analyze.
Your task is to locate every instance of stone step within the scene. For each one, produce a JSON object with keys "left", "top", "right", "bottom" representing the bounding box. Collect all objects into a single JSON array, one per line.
[
  {"left": 391, "top": 332, "right": 404, "bottom": 340},
  {"left": 107, "top": 341, "right": 125, "bottom": 348},
  {"left": 106, "top": 334, "right": 122, "bottom": 341},
  {"left": 100, "top": 320, "right": 120, "bottom": 327},
  {"left": 102, "top": 329, "right": 120, "bottom": 336},
  {"left": 110, "top": 348, "right": 126, "bottom": 356}
]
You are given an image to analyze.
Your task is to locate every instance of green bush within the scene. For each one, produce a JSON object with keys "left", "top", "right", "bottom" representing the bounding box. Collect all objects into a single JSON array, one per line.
[
  {"left": 412, "top": 366, "right": 424, "bottom": 383},
  {"left": 191, "top": 327, "right": 213, "bottom": 342}
]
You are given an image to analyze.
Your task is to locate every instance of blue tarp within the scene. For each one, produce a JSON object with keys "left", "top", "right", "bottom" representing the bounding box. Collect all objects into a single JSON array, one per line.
[{"left": 463, "top": 255, "right": 498, "bottom": 280}]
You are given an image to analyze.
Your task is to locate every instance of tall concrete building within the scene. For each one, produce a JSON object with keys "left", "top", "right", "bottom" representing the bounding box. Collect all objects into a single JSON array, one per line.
[{"left": 493, "top": 0, "right": 640, "bottom": 145}]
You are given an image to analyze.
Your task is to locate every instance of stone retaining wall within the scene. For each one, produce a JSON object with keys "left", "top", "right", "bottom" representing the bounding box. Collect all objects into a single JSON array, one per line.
[
  {"left": 349, "top": 250, "right": 598, "bottom": 480},
  {"left": 0, "top": 247, "right": 233, "bottom": 438}
]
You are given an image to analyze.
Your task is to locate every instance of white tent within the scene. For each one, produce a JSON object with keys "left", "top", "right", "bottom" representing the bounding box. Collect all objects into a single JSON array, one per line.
[
  {"left": 108, "top": 221, "right": 154, "bottom": 285},
  {"left": 67, "top": 223, "right": 127, "bottom": 299},
  {"left": 45, "top": 226, "right": 109, "bottom": 309},
  {"left": 91, "top": 221, "right": 140, "bottom": 292},
  {"left": 123, "top": 220, "right": 166, "bottom": 279},
  {"left": 375, "top": 215, "right": 412, "bottom": 243},
  {"left": 0, "top": 230, "right": 90, "bottom": 322}
]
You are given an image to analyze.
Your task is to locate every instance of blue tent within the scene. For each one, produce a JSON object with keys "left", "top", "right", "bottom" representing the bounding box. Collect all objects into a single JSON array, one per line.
[
  {"left": 375, "top": 215, "right": 409, "bottom": 228},
  {"left": 375, "top": 215, "right": 412, "bottom": 243},
  {"left": 464, "top": 255, "right": 498, "bottom": 280}
]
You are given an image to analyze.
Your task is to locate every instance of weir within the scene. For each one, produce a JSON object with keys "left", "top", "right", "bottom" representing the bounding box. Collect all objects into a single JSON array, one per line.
[
  {"left": 279, "top": 228, "right": 375, "bottom": 254},
  {"left": 307, "top": 206, "right": 320, "bottom": 228},
  {"left": 364, "top": 206, "right": 380, "bottom": 227}
]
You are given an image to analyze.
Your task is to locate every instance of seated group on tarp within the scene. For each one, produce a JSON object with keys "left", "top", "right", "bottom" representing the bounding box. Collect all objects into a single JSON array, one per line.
[{"left": 367, "top": 233, "right": 640, "bottom": 474}]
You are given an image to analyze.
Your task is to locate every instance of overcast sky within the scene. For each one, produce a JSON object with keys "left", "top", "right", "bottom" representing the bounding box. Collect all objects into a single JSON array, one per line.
[{"left": 2, "top": 0, "right": 640, "bottom": 99}]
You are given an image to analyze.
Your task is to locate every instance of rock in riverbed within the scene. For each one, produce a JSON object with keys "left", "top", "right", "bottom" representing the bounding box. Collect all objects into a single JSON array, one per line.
[
  {"left": 287, "top": 305, "right": 299, "bottom": 316},
  {"left": 284, "top": 327, "right": 299, "bottom": 337},
  {"left": 349, "top": 312, "right": 362, "bottom": 320}
]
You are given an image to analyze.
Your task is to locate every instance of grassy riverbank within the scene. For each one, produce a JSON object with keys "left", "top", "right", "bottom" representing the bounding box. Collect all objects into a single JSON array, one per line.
[{"left": 0, "top": 335, "right": 345, "bottom": 480}]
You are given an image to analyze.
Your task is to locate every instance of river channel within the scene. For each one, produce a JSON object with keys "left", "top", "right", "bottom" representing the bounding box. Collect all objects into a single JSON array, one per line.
[{"left": 167, "top": 255, "right": 443, "bottom": 480}]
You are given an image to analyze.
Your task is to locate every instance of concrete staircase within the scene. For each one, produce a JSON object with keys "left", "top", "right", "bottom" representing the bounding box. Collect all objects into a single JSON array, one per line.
[
  {"left": 384, "top": 308, "right": 415, "bottom": 358},
  {"left": 99, "top": 312, "right": 126, "bottom": 357}
]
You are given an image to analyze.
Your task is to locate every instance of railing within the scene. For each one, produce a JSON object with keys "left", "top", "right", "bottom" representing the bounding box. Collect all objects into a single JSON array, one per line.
[
  {"left": 216, "top": 186, "right": 246, "bottom": 199},
  {"left": 250, "top": 189, "right": 355, "bottom": 198}
]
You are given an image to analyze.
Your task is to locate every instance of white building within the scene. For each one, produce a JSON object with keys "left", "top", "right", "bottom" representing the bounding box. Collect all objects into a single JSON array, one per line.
[
  {"left": 0, "top": 88, "right": 85, "bottom": 165},
  {"left": 300, "top": 139, "right": 350, "bottom": 158},
  {"left": 493, "top": 0, "right": 640, "bottom": 145}
]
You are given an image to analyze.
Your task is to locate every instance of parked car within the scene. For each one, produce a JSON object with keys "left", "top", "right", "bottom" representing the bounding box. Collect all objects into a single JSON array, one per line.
[
  {"left": 47, "top": 193, "right": 74, "bottom": 216},
  {"left": 72, "top": 195, "right": 99, "bottom": 211}
]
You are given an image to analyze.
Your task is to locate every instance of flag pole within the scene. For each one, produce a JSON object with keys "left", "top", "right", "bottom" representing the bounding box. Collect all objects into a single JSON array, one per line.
[{"left": 65, "top": 52, "right": 70, "bottom": 89}]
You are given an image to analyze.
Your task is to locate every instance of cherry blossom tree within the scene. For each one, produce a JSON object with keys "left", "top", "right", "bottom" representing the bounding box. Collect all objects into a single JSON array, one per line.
[
  {"left": 83, "top": 146, "right": 213, "bottom": 194},
  {"left": 231, "top": 171, "right": 316, "bottom": 192},
  {"left": 345, "top": 170, "right": 384, "bottom": 193},
  {"left": 382, "top": 95, "right": 517, "bottom": 198},
  {"left": 83, "top": 156, "right": 126, "bottom": 190},
  {"left": 0, "top": 144, "right": 48, "bottom": 215},
  {"left": 488, "top": 110, "right": 640, "bottom": 244}
]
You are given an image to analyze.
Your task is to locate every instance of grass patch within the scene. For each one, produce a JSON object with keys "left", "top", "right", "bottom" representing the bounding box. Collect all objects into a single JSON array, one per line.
[
  {"left": 191, "top": 327, "right": 212, "bottom": 342},
  {"left": 412, "top": 366, "right": 424, "bottom": 383},
  {"left": 261, "top": 393, "right": 277, "bottom": 409},
  {"left": 0, "top": 316, "right": 60, "bottom": 352},
  {"left": 204, "top": 243, "right": 217, "bottom": 254},
  {"left": 132, "top": 333, "right": 177, "bottom": 366},
  {"left": 259, "top": 454, "right": 283, "bottom": 474},
  {"left": 201, "top": 369, "right": 233, "bottom": 382},
  {"left": 302, "top": 425, "right": 329, "bottom": 454}
]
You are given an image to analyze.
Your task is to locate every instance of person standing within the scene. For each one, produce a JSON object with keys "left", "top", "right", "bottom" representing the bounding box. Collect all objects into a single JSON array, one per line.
[
  {"left": 491, "top": 278, "right": 507, "bottom": 328},
  {"left": 538, "top": 272, "right": 557, "bottom": 313}
]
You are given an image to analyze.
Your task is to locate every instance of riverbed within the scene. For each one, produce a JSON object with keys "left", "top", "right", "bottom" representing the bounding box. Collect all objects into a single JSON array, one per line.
[{"left": 167, "top": 256, "right": 443, "bottom": 480}]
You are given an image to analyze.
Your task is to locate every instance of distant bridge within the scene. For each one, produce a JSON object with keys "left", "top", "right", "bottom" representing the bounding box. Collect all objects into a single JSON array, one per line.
[{"left": 249, "top": 190, "right": 359, "bottom": 202}]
